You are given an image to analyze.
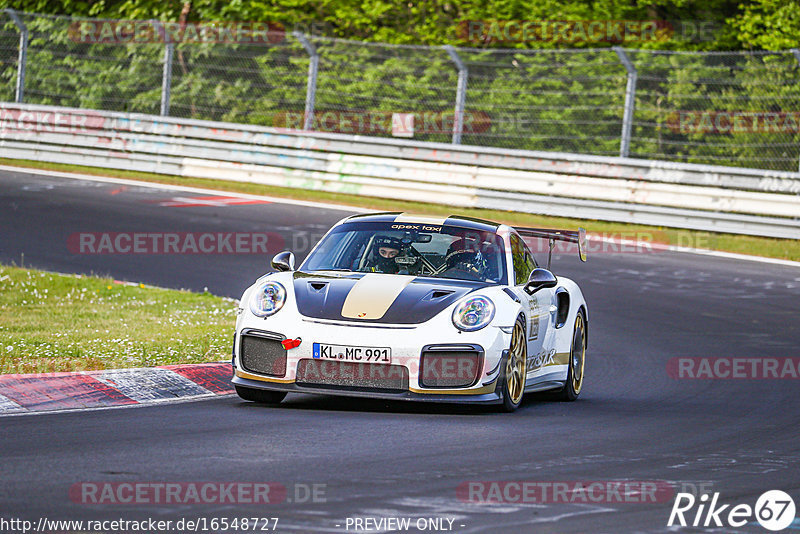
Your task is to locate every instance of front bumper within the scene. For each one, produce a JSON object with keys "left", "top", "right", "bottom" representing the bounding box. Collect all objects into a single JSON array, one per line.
[
  {"left": 234, "top": 276, "right": 514, "bottom": 404},
  {"left": 232, "top": 317, "right": 509, "bottom": 403},
  {"left": 232, "top": 373, "right": 503, "bottom": 404}
]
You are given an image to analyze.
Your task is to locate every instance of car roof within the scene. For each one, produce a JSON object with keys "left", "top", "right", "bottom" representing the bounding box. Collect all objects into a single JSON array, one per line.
[{"left": 344, "top": 212, "right": 501, "bottom": 233}]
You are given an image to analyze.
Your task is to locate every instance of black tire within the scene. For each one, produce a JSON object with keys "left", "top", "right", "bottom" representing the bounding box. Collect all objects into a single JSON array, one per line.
[
  {"left": 498, "top": 316, "right": 527, "bottom": 412},
  {"left": 235, "top": 385, "right": 287, "bottom": 404},
  {"left": 555, "top": 311, "right": 586, "bottom": 402}
]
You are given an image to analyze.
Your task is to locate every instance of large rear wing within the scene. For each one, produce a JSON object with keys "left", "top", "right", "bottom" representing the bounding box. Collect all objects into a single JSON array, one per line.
[{"left": 514, "top": 227, "right": 587, "bottom": 268}]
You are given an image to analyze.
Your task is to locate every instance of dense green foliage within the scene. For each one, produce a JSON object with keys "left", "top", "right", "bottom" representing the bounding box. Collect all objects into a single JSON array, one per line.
[
  {"left": 3, "top": 0, "right": 800, "bottom": 50},
  {"left": 2, "top": 1, "right": 800, "bottom": 170}
]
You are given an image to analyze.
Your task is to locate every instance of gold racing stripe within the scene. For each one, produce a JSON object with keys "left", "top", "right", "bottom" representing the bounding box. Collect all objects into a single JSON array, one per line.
[
  {"left": 549, "top": 352, "right": 571, "bottom": 367},
  {"left": 410, "top": 382, "right": 497, "bottom": 395},
  {"left": 235, "top": 369, "right": 294, "bottom": 383},
  {"left": 341, "top": 273, "right": 413, "bottom": 320}
]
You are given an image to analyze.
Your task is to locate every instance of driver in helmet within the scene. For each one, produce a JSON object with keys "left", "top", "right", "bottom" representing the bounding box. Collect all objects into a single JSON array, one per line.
[
  {"left": 364, "top": 236, "right": 403, "bottom": 274},
  {"left": 443, "top": 236, "right": 488, "bottom": 280}
]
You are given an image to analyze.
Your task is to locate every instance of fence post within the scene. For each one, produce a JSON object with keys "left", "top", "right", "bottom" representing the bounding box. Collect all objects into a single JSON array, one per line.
[
  {"left": 614, "top": 47, "right": 637, "bottom": 158},
  {"left": 294, "top": 32, "right": 319, "bottom": 131},
  {"left": 5, "top": 8, "right": 28, "bottom": 104},
  {"left": 444, "top": 45, "right": 468, "bottom": 144},
  {"left": 160, "top": 43, "right": 174, "bottom": 116},
  {"left": 792, "top": 49, "right": 800, "bottom": 172}
]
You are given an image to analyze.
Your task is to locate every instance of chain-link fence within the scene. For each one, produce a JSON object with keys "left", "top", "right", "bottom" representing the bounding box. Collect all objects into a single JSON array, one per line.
[{"left": 3, "top": 10, "right": 800, "bottom": 171}]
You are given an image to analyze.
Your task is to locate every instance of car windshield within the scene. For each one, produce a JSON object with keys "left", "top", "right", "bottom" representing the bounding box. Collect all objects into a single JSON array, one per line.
[{"left": 300, "top": 221, "right": 508, "bottom": 284}]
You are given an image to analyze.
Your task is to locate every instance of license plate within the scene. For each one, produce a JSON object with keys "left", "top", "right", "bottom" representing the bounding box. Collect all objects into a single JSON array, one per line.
[{"left": 312, "top": 343, "right": 391, "bottom": 363}]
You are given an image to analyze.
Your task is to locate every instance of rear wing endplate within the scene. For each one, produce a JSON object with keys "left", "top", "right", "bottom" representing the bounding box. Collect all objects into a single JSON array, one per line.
[{"left": 514, "top": 227, "right": 587, "bottom": 268}]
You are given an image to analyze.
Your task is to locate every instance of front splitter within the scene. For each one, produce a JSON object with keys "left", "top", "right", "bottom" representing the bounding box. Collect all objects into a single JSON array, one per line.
[{"left": 232, "top": 375, "right": 503, "bottom": 405}]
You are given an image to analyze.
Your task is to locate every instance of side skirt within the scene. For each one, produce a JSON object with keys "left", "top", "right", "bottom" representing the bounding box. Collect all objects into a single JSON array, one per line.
[{"left": 524, "top": 371, "right": 566, "bottom": 393}]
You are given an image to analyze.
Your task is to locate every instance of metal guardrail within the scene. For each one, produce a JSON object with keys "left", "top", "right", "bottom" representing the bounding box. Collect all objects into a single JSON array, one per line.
[
  {"left": 6, "top": 11, "right": 800, "bottom": 171},
  {"left": 1, "top": 102, "right": 799, "bottom": 239}
]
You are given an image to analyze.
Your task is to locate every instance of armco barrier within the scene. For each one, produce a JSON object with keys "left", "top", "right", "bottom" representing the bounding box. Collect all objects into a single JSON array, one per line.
[{"left": 1, "top": 102, "right": 799, "bottom": 239}]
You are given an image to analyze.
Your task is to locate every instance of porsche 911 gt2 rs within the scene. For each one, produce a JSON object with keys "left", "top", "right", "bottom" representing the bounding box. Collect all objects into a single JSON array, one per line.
[{"left": 232, "top": 213, "right": 588, "bottom": 412}]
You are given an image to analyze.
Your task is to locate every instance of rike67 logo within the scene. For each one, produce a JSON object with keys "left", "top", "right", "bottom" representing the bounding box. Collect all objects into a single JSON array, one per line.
[{"left": 668, "top": 490, "right": 796, "bottom": 531}]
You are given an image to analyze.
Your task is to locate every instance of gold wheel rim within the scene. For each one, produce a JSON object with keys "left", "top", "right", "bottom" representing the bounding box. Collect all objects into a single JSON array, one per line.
[
  {"left": 571, "top": 314, "right": 586, "bottom": 394},
  {"left": 507, "top": 321, "right": 526, "bottom": 404}
]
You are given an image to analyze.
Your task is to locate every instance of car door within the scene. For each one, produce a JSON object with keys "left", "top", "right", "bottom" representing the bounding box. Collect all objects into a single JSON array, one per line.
[{"left": 509, "top": 234, "right": 555, "bottom": 380}]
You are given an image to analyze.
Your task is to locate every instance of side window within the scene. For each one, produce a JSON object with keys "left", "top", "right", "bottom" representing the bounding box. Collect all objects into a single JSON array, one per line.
[
  {"left": 524, "top": 248, "right": 537, "bottom": 274},
  {"left": 510, "top": 234, "right": 532, "bottom": 285}
]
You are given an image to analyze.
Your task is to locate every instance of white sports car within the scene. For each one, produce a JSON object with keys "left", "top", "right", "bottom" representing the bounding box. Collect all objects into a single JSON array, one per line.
[{"left": 232, "top": 213, "right": 588, "bottom": 412}]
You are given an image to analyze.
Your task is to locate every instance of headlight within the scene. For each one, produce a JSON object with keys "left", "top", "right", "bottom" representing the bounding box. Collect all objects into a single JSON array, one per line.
[
  {"left": 452, "top": 296, "right": 495, "bottom": 332},
  {"left": 249, "top": 281, "right": 286, "bottom": 317}
]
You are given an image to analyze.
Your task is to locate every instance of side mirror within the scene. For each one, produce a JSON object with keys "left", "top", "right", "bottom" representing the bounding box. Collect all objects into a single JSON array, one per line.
[
  {"left": 271, "top": 251, "right": 295, "bottom": 272},
  {"left": 524, "top": 268, "right": 557, "bottom": 295}
]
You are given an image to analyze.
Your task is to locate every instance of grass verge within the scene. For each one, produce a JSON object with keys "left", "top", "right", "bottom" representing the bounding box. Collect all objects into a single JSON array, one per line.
[
  {"left": 0, "top": 264, "right": 236, "bottom": 374},
  {"left": 2, "top": 157, "right": 799, "bottom": 262}
]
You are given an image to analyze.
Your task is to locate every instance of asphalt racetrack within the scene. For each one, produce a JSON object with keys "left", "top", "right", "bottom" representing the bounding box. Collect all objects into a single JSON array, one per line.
[{"left": 1, "top": 168, "right": 799, "bottom": 533}]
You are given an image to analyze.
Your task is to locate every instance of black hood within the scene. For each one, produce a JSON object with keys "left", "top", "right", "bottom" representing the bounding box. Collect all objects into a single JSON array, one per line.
[{"left": 292, "top": 271, "right": 487, "bottom": 324}]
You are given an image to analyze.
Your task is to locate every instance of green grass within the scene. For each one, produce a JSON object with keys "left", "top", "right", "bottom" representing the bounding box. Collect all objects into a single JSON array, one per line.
[
  {"left": 0, "top": 265, "right": 236, "bottom": 374},
  {"left": 2, "top": 157, "right": 800, "bottom": 261}
]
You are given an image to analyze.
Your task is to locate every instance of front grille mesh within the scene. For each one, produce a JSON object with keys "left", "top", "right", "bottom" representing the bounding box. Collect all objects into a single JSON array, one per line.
[
  {"left": 240, "top": 334, "right": 287, "bottom": 377},
  {"left": 420, "top": 351, "right": 481, "bottom": 388},
  {"left": 296, "top": 360, "right": 409, "bottom": 392}
]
